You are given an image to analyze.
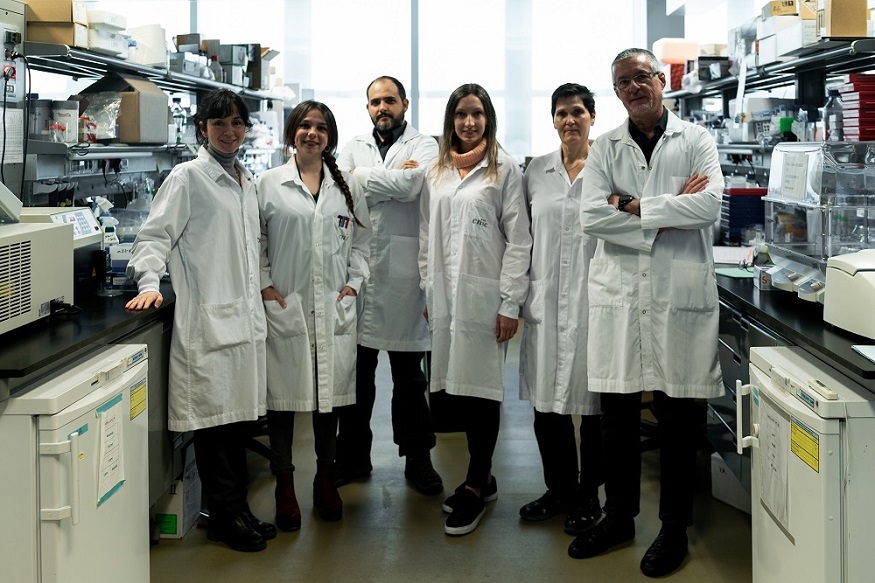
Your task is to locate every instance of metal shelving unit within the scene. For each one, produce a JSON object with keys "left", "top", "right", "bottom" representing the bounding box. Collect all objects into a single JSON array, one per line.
[{"left": 23, "top": 41, "right": 283, "bottom": 100}]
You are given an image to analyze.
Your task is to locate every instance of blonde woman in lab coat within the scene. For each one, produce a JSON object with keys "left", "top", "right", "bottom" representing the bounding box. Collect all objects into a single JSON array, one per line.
[
  {"left": 125, "top": 89, "right": 274, "bottom": 553},
  {"left": 419, "top": 83, "right": 532, "bottom": 536},
  {"left": 258, "top": 101, "right": 371, "bottom": 529},
  {"left": 519, "top": 83, "right": 604, "bottom": 535}
]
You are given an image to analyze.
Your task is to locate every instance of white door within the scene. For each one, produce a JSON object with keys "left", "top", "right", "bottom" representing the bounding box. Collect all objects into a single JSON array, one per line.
[
  {"left": 37, "top": 360, "right": 150, "bottom": 583},
  {"left": 749, "top": 361, "right": 843, "bottom": 583}
]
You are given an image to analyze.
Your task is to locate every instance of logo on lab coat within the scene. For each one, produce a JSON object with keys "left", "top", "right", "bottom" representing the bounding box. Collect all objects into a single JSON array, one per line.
[{"left": 471, "top": 217, "right": 488, "bottom": 228}]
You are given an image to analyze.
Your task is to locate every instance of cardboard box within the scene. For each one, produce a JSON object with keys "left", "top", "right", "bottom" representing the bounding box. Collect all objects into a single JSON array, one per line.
[
  {"left": 128, "top": 24, "right": 168, "bottom": 67},
  {"left": 245, "top": 44, "right": 279, "bottom": 90},
  {"left": 154, "top": 450, "right": 202, "bottom": 539},
  {"left": 169, "top": 52, "right": 199, "bottom": 75},
  {"left": 27, "top": 22, "right": 87, "bottom": 48},
  {"left": 175, "top": 33, "right": 202, "bottom": 51},
  {"left": 710, "top": 453, "right": 752, "bottom": 514},
  {"left": 80, "top": 74, "right": 168, "bottom": 144},
  {"left": 762, "top": 0, "right": 798, "bottom": 18},
  {"left": 222, "top": 64, "right": 245, "bottom": 86},
  {"left": 817, "top": 0, "right": 868, "bottom": 38},
  {"left": 25, "top": 0, "right": 87, "bottom": 24},
  {"left": 757, "top": 14, "right": 801, "bottom": 38},
  {"left": 757, "top": 34, "right": 779, "bottom": 65}
]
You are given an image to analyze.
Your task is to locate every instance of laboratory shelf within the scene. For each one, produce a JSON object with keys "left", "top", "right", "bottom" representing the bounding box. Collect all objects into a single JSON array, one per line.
[{"left": 22, "top": 41, "right": 283, "bottom": 100}]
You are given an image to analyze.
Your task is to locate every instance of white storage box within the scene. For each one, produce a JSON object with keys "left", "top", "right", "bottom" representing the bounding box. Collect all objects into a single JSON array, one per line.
[
  {"left": 710, "top": 453, "right": 751, "bottom": 514},
  {"left": 154, "top": 451, "right": 202, "bottom": 539},
  {"left": 87, "top": 28, "right": 128, "bottom": 58},
  {"left": 86, "top": 9, "right": 126, "bottom": 31},
  {"left": 128, "top": 24, "right": 168, "bottom": 67}
]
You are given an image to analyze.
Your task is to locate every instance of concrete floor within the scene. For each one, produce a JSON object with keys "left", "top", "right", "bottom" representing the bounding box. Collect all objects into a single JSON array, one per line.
[{"left": 150, "top": 330, "right": 752, "bottom": 582}]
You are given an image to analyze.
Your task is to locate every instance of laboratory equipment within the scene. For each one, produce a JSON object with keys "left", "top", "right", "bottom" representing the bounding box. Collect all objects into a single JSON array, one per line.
[
  {"left": 0, "top": 179, "right": 22, "bottom": 222},
  {"left": 0, "top": 343, "right": 150, "bottom": 583},
  {"left": 0, "top": 222, "right": 73, "bottom": 336},
  {"left": 824, "top": 249, "right": 875, "bottom": 339},
  {"left": 18, "top": 207, "right": 102, "bottom": 249},
  {"left": 738, "top": 346, "right": 875, "bottom": 583},
  {"left": 822, "top": 89, "right": 844, "bottom": 142}
]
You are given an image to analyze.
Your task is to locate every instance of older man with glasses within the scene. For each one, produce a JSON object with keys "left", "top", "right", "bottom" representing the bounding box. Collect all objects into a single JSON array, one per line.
[{"left": 569, "top": 48, "right": 724, "bottom": 578}]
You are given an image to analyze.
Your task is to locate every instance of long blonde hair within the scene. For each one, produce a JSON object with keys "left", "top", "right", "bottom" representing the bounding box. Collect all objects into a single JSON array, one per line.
[{"left": 434, "top": 83, "right": 500, "bottom": 181}]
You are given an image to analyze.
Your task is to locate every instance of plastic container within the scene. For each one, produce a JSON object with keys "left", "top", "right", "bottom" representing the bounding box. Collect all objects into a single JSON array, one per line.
[
  {"left": 28, "top": 96, "right": 53, "bottom": 139},
  {"left": 209, "top": 55, "right": 224, "bottom": 83},
  {"left": 51, "top": 100, "right": 79, "bottom": 144},
  {"left": 822, "top": 89, "right": 843, "bottom": 142}
]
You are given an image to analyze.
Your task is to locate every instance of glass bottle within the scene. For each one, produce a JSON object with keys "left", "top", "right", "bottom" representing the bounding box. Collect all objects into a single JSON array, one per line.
[
  {"left": 170, "top": 97, "right": 186, "bottom": 144},
  {"left": 822, "top": 89, "right": 843, "bottom": 142},
  {"left": 210, "top": 56, "right": 225, "bottom": 84}
]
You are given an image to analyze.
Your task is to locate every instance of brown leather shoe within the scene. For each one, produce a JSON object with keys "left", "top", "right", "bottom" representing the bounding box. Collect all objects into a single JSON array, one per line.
[
  {"left": 313, "top": 462, "right": 343, "bottom": 521},
  {"left": 275, "top": 473, "right": 301, "bottom": 532}
]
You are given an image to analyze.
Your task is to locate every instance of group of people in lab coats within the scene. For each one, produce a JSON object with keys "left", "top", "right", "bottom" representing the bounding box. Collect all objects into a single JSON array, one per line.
[{"left": 125, "top": 46, "right": 724, "bottom": 578}]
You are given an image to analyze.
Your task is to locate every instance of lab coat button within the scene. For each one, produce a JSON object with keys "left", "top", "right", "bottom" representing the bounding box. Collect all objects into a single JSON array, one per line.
[
  {"left": 642, "top": 310, "right": 647, "bottom": 315},
  {"left": 642, "top": 273, "right": 646, "bottom": 277}
]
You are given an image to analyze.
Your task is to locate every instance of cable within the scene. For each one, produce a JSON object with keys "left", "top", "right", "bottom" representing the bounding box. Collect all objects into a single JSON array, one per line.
[
  {"left": 50, "top": 300, "right": 82, "bottom": 317},
  {"left": 18, "top": 54, "right": 31, "bottom": 200},
  {"left": 1, "top": 76, "right": 7, "bottom": 185}
]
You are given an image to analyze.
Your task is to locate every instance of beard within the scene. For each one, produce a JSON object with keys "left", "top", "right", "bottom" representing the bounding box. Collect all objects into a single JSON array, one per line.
[{"left": 373, "top": 112, "right": 403, "bottom": 132}]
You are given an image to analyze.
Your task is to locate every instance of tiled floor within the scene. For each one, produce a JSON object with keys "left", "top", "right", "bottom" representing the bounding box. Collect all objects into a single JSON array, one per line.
[{"left": 150, "top": 330, "right": 752, "bottom": 582}]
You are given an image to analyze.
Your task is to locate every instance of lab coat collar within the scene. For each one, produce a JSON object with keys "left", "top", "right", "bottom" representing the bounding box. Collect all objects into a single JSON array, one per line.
[
  {"left": 356, "top": 122, "right": 421, "bottom": 150},
  {"left": 197, "top": 146, "right": 253, "bottom": 186},
  {"left": 607, "top": 109, "right": 687, "bottom": 144},
  {"left": 277, "top": 156, "right": 337, "bottom": 191}
]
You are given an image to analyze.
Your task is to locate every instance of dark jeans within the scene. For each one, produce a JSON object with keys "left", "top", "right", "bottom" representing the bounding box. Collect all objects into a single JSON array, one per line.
[
  {"left": 601, "top": 391, "right": 704, "bottom": 528},
  {"left": 267, "top": 409, "right": 339, "bottom": 474},
  {"left": 336, "top": 346, "right": 436, "bottom": 465},
  {"left": 533, "top": 411, "right": 605, "bottom": 501},
  {"left": 193, "top": 422, "right": 252, "bottom": 522}
]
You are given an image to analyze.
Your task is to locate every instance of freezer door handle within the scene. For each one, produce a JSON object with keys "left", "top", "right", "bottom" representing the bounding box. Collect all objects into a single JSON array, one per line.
[
  {"left": 39, "top": 430, "right": 81, "bottom": 525},
  {"left": 736, "top": 380, "right": 760, "bottom": 454}
]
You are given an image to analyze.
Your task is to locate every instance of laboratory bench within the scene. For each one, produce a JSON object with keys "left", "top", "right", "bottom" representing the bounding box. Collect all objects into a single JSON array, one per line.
[{"left": 0, "top": 281, "right": 178, "bottom": 507}]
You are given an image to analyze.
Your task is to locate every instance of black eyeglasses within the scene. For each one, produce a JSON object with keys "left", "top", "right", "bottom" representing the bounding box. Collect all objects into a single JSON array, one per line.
[{"left": 613, "top": 71, "right": 659, "bottom": 91}]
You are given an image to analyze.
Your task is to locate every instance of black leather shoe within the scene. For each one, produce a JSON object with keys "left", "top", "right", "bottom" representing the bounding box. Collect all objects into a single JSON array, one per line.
[
  {"left": 333, "top": 460, "right": 373, "bottom": 487},
  {"left": 404, "top": 454, "right": 444, "bottom": 496},
  {"left": 568, "top": 514, "right": 635, "bottom": 559},
  {"left": 519, "top": 490, "right": 571, "bottom": 522},
  {"left": 640, "top": 527, "right": 688, "bottom": 578},
  {"left": 564, "top": 496, "right": 602, "bottom": 535},
  {"left": 207, "top": 513, "right": 267, "bottom": 552},
  {"left": 243, "top": 509, "right": 277, "bottom": 540}
]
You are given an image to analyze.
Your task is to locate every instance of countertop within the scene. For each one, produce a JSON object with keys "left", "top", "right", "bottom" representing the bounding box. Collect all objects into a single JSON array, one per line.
[
  {"left": 717, "top": 276, "right": 875, "bottom": 386},
  {"left": 0, "top": 282, "right": 175, "bottom": 384}
]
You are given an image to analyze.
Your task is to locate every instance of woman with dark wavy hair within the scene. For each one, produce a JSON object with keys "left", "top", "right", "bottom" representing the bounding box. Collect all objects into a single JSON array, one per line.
[
  {"left": 257, "top": 101, "right": 371, "bottom": 531},
  {"left": 419, "top": 84, "right": 532, "bottom": 536},
  {"left": 126, "top": 88, "right": 274, "bottom": 552}
]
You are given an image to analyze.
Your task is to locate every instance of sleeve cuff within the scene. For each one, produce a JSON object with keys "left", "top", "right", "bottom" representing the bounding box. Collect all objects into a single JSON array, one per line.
[
  {"left": 498, "top": 300, "right": 520, "bottom": 319},
  {"left": 136, "top": 271, "right": 161, "bottom": 294}
]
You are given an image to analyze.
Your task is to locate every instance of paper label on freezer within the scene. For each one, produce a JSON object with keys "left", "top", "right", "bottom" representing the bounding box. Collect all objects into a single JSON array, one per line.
[
  {"left": 780, "top": 154, "right": 808, "bottom": 201},
  {"left": 759, "top": 399, "right": 790, "bottom": 531},
  {"left": 129, "top": 377, "right": 147, "bottom": 421},
  {"left": 96, "top": 393, "right": 125, "bottom": 507},
  {"left": 790, "top": 416, "right": 820, "bottom": 473}
]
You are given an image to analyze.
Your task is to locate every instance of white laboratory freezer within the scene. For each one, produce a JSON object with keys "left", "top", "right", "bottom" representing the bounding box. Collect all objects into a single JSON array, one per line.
[
  {"left": 738, "top": 346, "right": 875, "bottom": 583},
  {"left": 0, "top": 344, "right": 150, "bottom": 583}
]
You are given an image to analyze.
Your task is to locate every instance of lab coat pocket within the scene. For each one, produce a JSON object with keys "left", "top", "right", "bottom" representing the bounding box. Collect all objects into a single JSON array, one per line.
[
  {"left": 456, "top": 273, "right": 501, "bottom": 325},
  {"left": 464, "top": 200, "right": 496, "bottom": 240},
  {"left": 588, "top": 258, "right": 624, "bottom": 308},
  {"left": 334, "top": 294, "right": 358, "bottom": 335},
  {"left": 263, "top": 294, "right": 307, "bottom": 338},
  {"left": 669, "top": 260, "right": 716, "bottom": 311},
  {"left": 195, "top": 296, "right": 250, "bottom": 350},
  {"left": 388, "top": 235, "right": 420, "bottom": 279},
  {"left": 522, "top": 279, "right": 547, "bottom": 324}
]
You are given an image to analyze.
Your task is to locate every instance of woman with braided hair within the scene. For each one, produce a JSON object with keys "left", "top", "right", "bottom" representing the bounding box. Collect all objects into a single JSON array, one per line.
[{"left": 257, "top": 100, "right": 371, "bottom": 529}]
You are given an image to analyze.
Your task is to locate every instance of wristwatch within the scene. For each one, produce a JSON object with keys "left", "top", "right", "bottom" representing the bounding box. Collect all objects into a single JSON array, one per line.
[{"left": 617, "top": 194, "right": 635, "bottom": 213}]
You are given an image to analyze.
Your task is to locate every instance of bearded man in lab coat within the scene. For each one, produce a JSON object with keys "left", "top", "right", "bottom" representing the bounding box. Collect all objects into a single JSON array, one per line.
[
  {"left": 570, "top": 48, "right": 724, "bottom": 578},
  {"left": 334, "top": 76, "right": 443, "bottom": 495}
]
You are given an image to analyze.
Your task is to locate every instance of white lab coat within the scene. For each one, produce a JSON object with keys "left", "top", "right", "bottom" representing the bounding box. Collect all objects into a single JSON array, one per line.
[
  {"left": 579, "top": 111, "right": 724, "bottom": 399},
  {"left": 257, "top": 158, "right": 371, "bottom": 412},
  {"left": 337, "top": 124, "right": 438, "bottom": 351},
  {"left": 519, "top": 150, "right": 600, "bottom": 415},
  {"left": 419, "top": 149, "right": 532, "bottom": 401},
  {"left": 127, "top": 147, "right": 267, "bottom": 432}
]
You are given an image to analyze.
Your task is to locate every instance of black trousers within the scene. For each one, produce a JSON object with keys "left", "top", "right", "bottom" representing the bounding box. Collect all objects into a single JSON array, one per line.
[
  {"left": 601, "top": 391, "right": 704, "bottom": 528},
  {"left": 336, "top": 346, "right": 436, "bottom": 464},
  {"left": 267, "top": 409, "right": 339, "bottom": 474},
  {"left": 533, "top": 411, "right": 604, "bottom": 501},
  {"left": 431, "top": 391, "right": 501, "bottom": 489},
  {"left": 193, "top": 422, "right": 252, "bottom": 522}
]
